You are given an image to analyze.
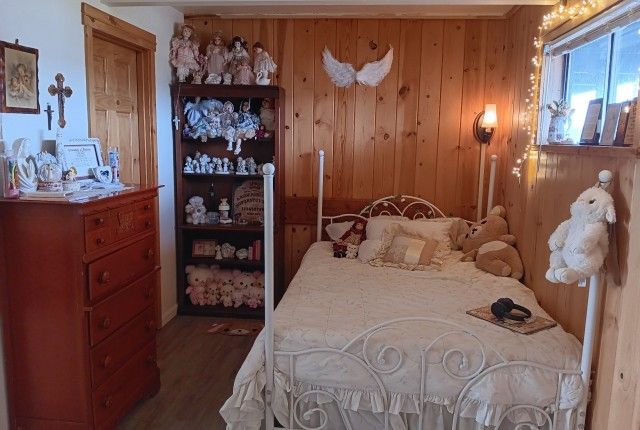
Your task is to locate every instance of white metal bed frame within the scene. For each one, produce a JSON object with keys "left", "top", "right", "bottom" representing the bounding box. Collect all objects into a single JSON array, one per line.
[{"left": 260, "top": 152, "right": 608, "bottom": 430}]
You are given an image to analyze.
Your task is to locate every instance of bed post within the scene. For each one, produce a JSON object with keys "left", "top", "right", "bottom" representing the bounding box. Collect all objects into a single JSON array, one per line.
[
  {"left": 576, "top": 169, "right": 613, "bottom": 430},
  {"left": 263, "top": 163, "right": 276, "bottom": 430},
  {"left": 486, "top": 155, "right": 497, "bottom": 216},
  {"left": 316, "top": 150, "right": 325, "bottom": 242}
]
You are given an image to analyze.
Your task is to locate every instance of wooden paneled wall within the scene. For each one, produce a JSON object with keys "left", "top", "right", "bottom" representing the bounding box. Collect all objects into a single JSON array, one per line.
[
  {"left": 184, "top": 16, "right": 513, "bottom": 283},
  {"left": 504, "top": 4, "right": 640, "bottom": 429}
]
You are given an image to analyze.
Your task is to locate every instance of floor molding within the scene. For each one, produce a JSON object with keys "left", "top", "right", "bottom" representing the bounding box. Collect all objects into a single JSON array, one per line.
[{"left": 161, "top": 303, "right": 178, "bottom": 327}]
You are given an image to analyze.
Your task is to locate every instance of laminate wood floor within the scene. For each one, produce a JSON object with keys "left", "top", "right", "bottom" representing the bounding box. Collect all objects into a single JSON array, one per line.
[{"left": 119, "top": 316, "right": 258, "bottom": 430}]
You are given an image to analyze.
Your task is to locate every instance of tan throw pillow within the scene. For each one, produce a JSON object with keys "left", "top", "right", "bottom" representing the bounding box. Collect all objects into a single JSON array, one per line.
[{"left": 371, "top": 223, "right": 442, "bottom": 270}]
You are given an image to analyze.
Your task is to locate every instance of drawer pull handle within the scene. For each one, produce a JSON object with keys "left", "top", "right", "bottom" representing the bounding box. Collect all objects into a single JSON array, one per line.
[
  {"left": 96, "top": 237, "right": 105, "bottom": 245},
  {"left": 145, "top": 320, "right": 156, "bottom": 331},
  {"left": 102, "top": 355, "right": 112, "bottom": 368},
  {"left": 103, "top": 396, "right": 113, "bottom": 408},
  {"left": 145, "top": 220, "right": 152, "bottom": 228},
  {"left": 146, "top": 355, "right": 157, "bottom": 366},
  {"left": 98, "top": 271, "right": 110, "bottom": 284},
  {"left": 145, "top": 249, "right": 155, "bottom": 259},
  {"left": 144, "top": 204, "right": 151, "bottom": 210},
  {"left": 95, "top": 218, "right": 105, "bottom": 226},
  {"left": 100, "top": 317, "right": 111, "bottom": 329}
]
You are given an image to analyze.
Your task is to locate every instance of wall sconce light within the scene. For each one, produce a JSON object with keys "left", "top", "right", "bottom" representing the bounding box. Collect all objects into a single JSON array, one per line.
[{"left": 474, "top": 104, "right": 498, "bottom": 144}]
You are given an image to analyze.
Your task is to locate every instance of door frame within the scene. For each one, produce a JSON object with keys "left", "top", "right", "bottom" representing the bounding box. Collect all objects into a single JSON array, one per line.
[{"left": 82, "top": 2, "right": 158, "bottom": 186}]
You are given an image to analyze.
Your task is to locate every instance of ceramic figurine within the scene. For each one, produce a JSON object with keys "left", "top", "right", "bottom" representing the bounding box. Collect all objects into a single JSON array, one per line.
[
  {"left": 199, "top": 153, "right": 211, "bottom": 172},
  {"left": 223, "top": 73, "right": 233, "bottom": 85},
  {"left": 215, "top": 157, "right": 224, "bottom": 173},
  {"left": 253, "top": 42, "right": 277, "bottom": 85},
  {"left": 170, "top": 24, "right": 201, "bottom": 83},
  {"left": 35, "top": 150, "right": 57, "bottom": 171},
  {"left": 219, "top": 101, "right": 238, "bottom": 151},
  {"left": 183, "top": 156, "right": 194, "bottom": 173},
  {"left": 12, "top": 138, "right": 38, "bottom": 192},
  {"left": 205, "top": 73, "right": 222, "bottom": 85},
  {"left": 221, "top": 157, "right": 230, "bottom": 174},
  {"left": 247, "top": 157, "right": 257, "bottom": 175},
  {"left": 221, "top": 242, "right": 236, "bottom": 258},
  {"left": 225, "top": 36, "right": 250, "bottom": 77},
  {"left": 206, "top": 31, "right": 228, "bottom": 79},
  {"left": 228, "top": 159, "right": 235, "bottom": 174},
  {"left": 215, "top": 245, "right": 223, "bottom": 260},
  {"left": 37, "top": 162, "right": 63, "bottom": 192},
  {"left": 233, "top": 58, "right": 255, "bottom": 85},
  {"left": 236, "top": 248, "right": 249, "bottom": 260},
  {"left": 236, "top": 157, "right": 248, "bottom": 175},
  {"left": 192, "top": 53, "right": 208, "bottom": 84},
  {"left": 260, "top": 98, "right": 276, "bottom": 131},
  {"left": 219, "top": 199, "right": 232, "bottom": 224}
]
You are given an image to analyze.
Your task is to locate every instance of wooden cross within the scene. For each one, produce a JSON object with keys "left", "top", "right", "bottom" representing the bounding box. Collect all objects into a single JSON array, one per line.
[{"left": 47, "top": 73, "right": 73, "bottom": 129}]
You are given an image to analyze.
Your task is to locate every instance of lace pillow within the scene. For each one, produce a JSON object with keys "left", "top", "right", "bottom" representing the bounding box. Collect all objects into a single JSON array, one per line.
[
  {"left": 325, "top": 221, "right": 353, "bottom": 241},
  {"left": 370, "top": 223, "right": 443, "bottom": 270}
]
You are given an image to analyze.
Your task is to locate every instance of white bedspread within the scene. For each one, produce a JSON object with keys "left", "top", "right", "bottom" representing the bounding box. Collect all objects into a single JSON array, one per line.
[{"left": 221, "top": 242, "right": 584, "bottom": 430}]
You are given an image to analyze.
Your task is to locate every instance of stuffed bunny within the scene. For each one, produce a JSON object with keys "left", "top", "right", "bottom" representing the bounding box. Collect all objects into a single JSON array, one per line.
[{"left": 546, "top": 186, "right": 615, "bottom": 284}]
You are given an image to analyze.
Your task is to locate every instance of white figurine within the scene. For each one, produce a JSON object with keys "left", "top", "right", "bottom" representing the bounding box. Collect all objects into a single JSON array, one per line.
[
  {"left": 236, "top": 248, "right": 249, "bottom": 260},
  {"left": 247, "top": 157, "right": 257, "bottom": 175},
  {"left": 215, "top": 158, "right": 223, "bottom": 173},
  {"left": 205, "top": 74, "right": 222, "bottom": 85},
  {"left": 221, "top": 157, "right": 230, "bottom": 174},
  {"left": 219, "top": 199, "right": 232, "bottom": 224},
  {"left": 236, "top": 157, "right": 248, "bottom": 175},
  {"left": 194, "top": 163, "right": 201, "bottom": 174},
  {"left": 221, "top": 242, "right": 236, "bottom": 258},
  {"left": 183, "top": 156, "right": 194, "bottom": 173},
  {"left": 223, "top": 73, "right": 233, "bottom": 85},
  {"left": 215, "top": 245, "right": 223, "bottom": 260},
  {"left": 12, "top": 138, "right": 38, "bottom": 192},
  {"left": 252, "top": 42, "right": 277, "bottom": 85},
  {"left": 170, "top": 24, "right": 201, "bottom": 83},
  {"left": 199, "top": 153, "right": 211, "bottom": 172},
  {"left": 205, "top": 163, "right": 215, "bottom": 174}
]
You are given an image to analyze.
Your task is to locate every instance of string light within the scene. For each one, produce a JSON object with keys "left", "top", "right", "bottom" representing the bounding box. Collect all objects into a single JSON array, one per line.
[{"left": 512, "top": 0, "right": 600, "bottom": 181}]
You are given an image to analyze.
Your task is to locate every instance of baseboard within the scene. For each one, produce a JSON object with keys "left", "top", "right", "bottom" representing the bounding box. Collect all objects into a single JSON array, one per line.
[{"left": 161, "top": 303, "right": 178, "bottom": 327}]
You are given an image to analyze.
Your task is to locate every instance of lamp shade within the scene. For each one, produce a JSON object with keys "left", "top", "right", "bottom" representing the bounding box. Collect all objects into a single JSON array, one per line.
[{"left": 481, "top": 104, "right": 498, "bottom": 128}]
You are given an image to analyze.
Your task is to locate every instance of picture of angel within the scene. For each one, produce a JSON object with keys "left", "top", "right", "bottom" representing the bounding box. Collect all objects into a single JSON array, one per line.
[{"left": 1, "top": 41, "right": 39, "bottom": 113}]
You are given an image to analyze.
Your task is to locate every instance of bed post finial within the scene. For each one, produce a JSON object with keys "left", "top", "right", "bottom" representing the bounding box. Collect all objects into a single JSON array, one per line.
[
  {"left": 262, "top": 163, "right": 275, "bottom": 430},
  {"left": 317, "top": 150, "right": 325, "bottom": 242}
]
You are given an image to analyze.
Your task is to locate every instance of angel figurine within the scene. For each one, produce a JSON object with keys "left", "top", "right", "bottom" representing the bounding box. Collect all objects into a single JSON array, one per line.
[
  {"left": 233, "top": 58, "right": 255, "bottom": 85},
  {"left": 205, "top": 31, "right": 228, "bottom": 81},
  {"left": 170, "top": 24, "right": 201, "bottom": 83},
  {"left": 225, "top": 36, "right": 250, "bottom": 76},
  {"left": 253, "top": 42, "right": 277, "bottom": 85}
]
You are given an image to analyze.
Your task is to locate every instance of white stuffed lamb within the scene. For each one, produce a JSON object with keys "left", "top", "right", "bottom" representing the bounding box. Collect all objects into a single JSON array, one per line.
[{"left": 546, "top": 184, "right": 615, "bottom": 284}]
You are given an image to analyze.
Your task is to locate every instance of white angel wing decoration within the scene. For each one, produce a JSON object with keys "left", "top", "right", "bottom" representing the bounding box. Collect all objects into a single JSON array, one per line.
[
  {"left": 322, "top": 47, "right": 356, "bottom": 87},
  {"left": 356, "top": 46, "right": 393, "bottom": 86},
  {"left": 322, "top": 45, "right": 394, "bottom": 88}
]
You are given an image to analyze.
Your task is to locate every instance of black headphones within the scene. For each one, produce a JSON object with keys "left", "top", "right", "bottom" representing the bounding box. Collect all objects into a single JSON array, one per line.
[{"left": 490, "top": 298, "right": 532, "bottom": 322}]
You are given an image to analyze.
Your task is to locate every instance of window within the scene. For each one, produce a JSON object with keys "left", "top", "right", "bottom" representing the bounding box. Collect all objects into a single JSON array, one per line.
[{"left": 541, "top": 2, "right": 640, "bottom": 144}]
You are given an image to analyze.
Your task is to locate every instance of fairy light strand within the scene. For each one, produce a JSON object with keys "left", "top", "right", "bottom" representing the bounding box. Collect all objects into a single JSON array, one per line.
[{"left": 512, "top": 0, "right": 600, "bottom": 181}]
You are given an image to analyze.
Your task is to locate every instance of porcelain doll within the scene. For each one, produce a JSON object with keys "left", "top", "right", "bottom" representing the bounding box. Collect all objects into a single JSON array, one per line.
[
  {"left": 192, "top": 53, "right": 208, "bottom": 84},
  {"left": 233, "top": 59, "right": 255, "bottom": 85},
  {"left": 259, "top": 98, "right": 276, "bottom": 130},
  {"left": 252, "top": 42, "right": 277, "bottom": 85},
  {"left": 206, "top": 31, "right": 228, "bottom": 79},
  {"left": 225, "top": 36, "right": 250, "bottom": 76},
  {"left": 223, "top": 73, "right": 233, "bottom": 85},
  {"left": 219, "top": 101, "right": 239, "bottom": 151},
  {"left": 235, "top": 101, "right": 259, "bottom": 146},
  {"left": 170, "top": 24, "right": 201, "bottom": 83}
]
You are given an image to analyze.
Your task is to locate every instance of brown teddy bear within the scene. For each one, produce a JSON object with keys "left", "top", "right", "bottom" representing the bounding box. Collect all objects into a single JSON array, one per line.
[{"left": 456, "top": 206, "right": 524, "bottom": 279}]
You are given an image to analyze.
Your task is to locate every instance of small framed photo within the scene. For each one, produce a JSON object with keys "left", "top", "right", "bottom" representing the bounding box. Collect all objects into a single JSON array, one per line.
[
  {"left": 192, "top": 239, "right": 217, "bottom": 257},
  {"left": 600, "top": 103, "right": 622, "bottom": 146},
  {"left": 580, "top": 98, "right": 603, "bottom": 145},
  {"left": 0, "top": 41, "right": 40, "bottom": 114}
]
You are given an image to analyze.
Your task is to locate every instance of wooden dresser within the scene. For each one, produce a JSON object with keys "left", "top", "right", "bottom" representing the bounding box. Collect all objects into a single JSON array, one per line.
[{"left": 0, "top": 186, "right": 161, "bottom": 429}]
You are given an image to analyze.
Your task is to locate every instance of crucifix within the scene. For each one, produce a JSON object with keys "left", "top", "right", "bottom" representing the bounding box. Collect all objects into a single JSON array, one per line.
[
  {"left": 173, "top": 115, "right": 180, "bottom": 131},
  {"left": 44, "top": 103, "right": 55, "bottom": 131},
  {"left": 47, "top": 73, "right": 73, "bottom": 129}
]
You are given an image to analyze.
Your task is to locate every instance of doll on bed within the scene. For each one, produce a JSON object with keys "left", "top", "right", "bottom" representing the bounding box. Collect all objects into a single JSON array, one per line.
[{"left": 333, "top": 220, "right": 367, "bottom": 259}]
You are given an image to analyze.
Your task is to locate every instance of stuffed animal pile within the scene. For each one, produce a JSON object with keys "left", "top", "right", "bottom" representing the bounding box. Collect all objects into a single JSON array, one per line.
[
  {"left": 185, "top": 265, "right": 265, "bottom": 308},
  {"left": 456, "top": 206, "right": 524, "bottom": 279},
  {"left": 546, "top": 184, "right": 615, "bottom": 284}
]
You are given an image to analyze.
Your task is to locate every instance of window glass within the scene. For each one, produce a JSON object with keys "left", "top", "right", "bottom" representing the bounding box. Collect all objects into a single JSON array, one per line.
[
  {"left": 564, "top": 35, "right": 609, "bottom": 143},
  {"left": 610, "top": 21, "right": 640, "bottom": 103}
]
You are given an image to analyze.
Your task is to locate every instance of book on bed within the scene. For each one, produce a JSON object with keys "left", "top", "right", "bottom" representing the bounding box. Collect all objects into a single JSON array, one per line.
[{"left": 467, "top": 305, "right": 557, "bottom": 335}]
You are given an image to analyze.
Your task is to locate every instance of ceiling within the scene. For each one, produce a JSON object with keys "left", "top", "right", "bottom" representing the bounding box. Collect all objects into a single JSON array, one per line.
[{"left": 102, "top": 0, "right": 557, "bottom": 18}]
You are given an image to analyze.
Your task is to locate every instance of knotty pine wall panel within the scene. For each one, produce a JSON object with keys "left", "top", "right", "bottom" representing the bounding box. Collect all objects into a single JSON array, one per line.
[{"left": 184, "top": 16, "right": 514, "bottom": 285}]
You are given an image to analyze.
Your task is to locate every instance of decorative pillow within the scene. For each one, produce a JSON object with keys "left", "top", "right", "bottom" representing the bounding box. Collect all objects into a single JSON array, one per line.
[
  {"left": 325, "top": 221, "right": 354, "bottom": 241},
  {"left": 365, "top": 215, "right": 409, "bottom": 241},
  {"left": 370, "top": 223, "right": 444, "bottom": 270},
  {"left": 402, "top": 218, "right": 454, "bottom": 251},
  {"left": 332, "top": 219, "right": 367, "bottom": 259},
  {"left": 357, "top": 239, "right": 382, "bottom": 263}
]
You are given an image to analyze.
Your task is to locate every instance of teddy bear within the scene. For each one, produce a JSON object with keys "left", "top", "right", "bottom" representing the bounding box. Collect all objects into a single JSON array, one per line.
[
  {"left": 218, "top": 270, "right": 235, "bottom": 307},
  {"left": 234, "top": 270, "right": 255, "bottom": 291},
  {"left": 185, "top": 264, "right": 214, "bottom": 305},
  {"left": 185, "top": 196, "right": 207, "bottom": 225},
  {"left": 546, "top": 185, "right": 615, "bottom": 284},
  {"left": 245, "top": 285, "right": 263, "bottom": 308},
  {"left": 457, "top": 206, "right": 524, "bottom": 279}
]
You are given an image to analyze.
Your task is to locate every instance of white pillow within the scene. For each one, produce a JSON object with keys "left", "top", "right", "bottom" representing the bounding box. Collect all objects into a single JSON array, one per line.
[
  {"left": 357, "top": 239, "right": 382, "bottom": 263},
  {"left": 325, "top": 221, "right": 354, "bottom": 241},
  {"left": 366, "top": 215, "right": 408, "bottom": 241},
  {"left": 402, "top": 218, "right": 454, "bottom": 249}
]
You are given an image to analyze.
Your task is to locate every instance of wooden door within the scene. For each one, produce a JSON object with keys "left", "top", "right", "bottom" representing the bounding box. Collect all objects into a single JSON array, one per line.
[{"left": 89, "top": 36, "right": 140, "bottom": 184}]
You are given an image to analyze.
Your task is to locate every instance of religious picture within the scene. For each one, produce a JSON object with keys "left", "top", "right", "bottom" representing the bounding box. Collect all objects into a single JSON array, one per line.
[{"left": 0, "top": 41, "right": 39, "bottom": 113}]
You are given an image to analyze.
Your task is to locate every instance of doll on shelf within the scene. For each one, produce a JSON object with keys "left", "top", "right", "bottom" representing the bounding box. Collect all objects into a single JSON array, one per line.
[
  {"left": 170, "top": 24, "right": 201, "bottom": 83},
  {"left": 234, "top": 100, "right": 260, "bottom": 155},
  {"left": 225, "top": 36, "right": 250, "bottom": 77},
  {"left": 205, "top": 31, "right": 228, "bottom": 82},
  {"left": 253, "top": 42, "right": 277, "bottom": 85},
  {"left": 219, "top": 101, "right": 239, "bottom": 152},
  {"left": 233, "top": 58, "right": 255, "bottom": 85}
]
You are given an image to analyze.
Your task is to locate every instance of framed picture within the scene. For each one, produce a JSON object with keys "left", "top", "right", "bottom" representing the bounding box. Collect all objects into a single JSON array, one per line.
[
  {"left": 613, "top": 100, "right": 633, "bottom": 146},
  {"left": 600, "top": 103, "right": 622, "bottom": 146},
  {"left": 192, "top": 239, "right": 217, "bottom": 257},
  {"left": 623, "top": 98, "right": 637, "bottom": 147},
  {"left": 0, "top": 41, "right": 40, "bottom": 114},
  {"left": 60, "top": 138, "right": 104, "bottom": 179},
  {"left": 580, "top": 98, "right": 603, "bottom": 145}
]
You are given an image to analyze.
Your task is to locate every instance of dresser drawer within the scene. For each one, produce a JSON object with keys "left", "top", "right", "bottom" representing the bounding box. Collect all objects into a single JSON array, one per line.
[
  {"left": 91, "top": 306, "right": 156, "bottom": 387},
  {"left": 86, "top": 227, "right": 114, "bottom": 253},
  {"left": 113, "top": 198, "right": 155, "bottom": 241},
  {"left": 92, "top": 341, "right": 158, "bottom": 429},
  {"left": 89, "top": 271, "right": 156, "bottom": 346},
  {"left": 88, "top": 235, "right": 156, "bottom": 302},
  {"left": 85, "top": 211, "right": 112, "bottom": 233}
]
